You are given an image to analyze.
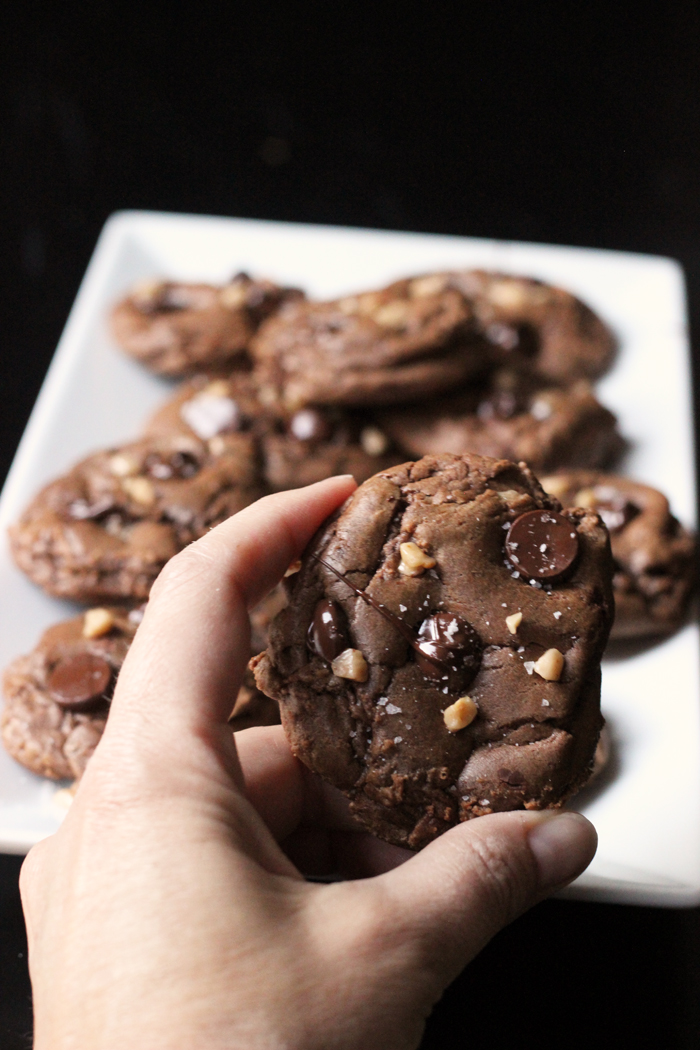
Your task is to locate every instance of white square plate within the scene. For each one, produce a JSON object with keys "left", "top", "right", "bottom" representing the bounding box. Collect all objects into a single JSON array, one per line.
[{"left": 1, "top": 211, "right": 697, "bottom": 906}]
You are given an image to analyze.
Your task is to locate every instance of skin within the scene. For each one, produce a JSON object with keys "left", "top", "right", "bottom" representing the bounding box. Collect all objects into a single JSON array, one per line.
[{"left": 20, "top": 476, "right": 597, "bottom": 1050}]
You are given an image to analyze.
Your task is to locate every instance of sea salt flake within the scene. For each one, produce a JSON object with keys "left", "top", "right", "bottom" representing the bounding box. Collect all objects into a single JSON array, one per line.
[
  {"left": 394, "top": 736, "right": 403, "bottom": 744},
  {"left": 541, "top": 698, "right": 551, "bottom": 707},
  {"left": 553, "top": 611, "right": 562, "bottom": 619},
  {"left": 539, "top": 543, "right": 548, "bottom": 552},
  {"left": 480, "top": 799, "right": 490, "bottom": 806},
  {"left": 399, "top": 604, "right": 407, "bottom": 613},
  {"left": 377, "top": 697, "right": 388, "bottom": 706},
  {"left": 524, "top": 661, "right": 535, "bottom": 675},
  {"left": 511, "top": 570, "right": 520, "bottom": 578},
  {"left": 385, "top": 703, "right": 402, "bottom": 715}
]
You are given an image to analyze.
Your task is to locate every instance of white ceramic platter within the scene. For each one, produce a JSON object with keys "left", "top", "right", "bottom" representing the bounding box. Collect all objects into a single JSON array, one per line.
[{"left": 0, "top": 211, "right": 697, "bottom": 906}]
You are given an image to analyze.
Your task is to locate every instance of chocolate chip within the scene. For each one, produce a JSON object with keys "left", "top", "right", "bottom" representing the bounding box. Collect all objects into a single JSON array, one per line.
[
  {"left": 144, "top": 450, "right": 200, "bottom": 480},
  {"left": 47, "top": 652, "right": 113, "bottom": 710},
  {"left": 415, "top": 613, "right": 482, "bottom": 689},
  {"left": 307, "top": 599, "right": 349, "bottom": 662},
  {"left": 506, "top": 510, "right": 579, "bottom": 580},
  {"left": 289, "top": 409, "right": 333, "bottom": 443}
]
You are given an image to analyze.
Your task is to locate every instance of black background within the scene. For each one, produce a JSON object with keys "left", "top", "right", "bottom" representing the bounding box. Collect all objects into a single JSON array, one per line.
[{"left": 2, "top": 1, "right": 700, "bottom": 1046}]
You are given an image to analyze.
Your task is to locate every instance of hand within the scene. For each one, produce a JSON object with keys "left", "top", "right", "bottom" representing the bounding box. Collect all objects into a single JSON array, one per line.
[{"left": 20, "top": 476, "right": 597, "bottom": 1050}]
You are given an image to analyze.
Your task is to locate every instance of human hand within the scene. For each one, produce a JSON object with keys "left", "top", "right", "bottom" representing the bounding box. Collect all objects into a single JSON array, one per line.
[{"left": 20, "top": 476, "right": 597, "bottom": 1050}]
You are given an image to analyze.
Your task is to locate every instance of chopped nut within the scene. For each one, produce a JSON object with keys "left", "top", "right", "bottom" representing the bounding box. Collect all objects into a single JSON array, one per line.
[
  {"left": 204, "top": 379, "right": 231, "bottom": 398},
  {"left": 284, "top": 558, "right": 302, "bottom": 577},
  {"left": 498, "top": 489, "right": 522, "bottom": 502},
  {"left": 360, "top": 425, "right": 389, "bottom": 457},
  {"left": 208, "top": 436, "right": 226, "bottom": 456},
  {"left": 337, "top": 296, "right": 360, "bottom": 315},
  {"left": 219, "top": 283, "right": 248, "bottom": 309},
  {"left": 533, "top": 648, "right": 565, "bottom": 682},
  {"left": 409, "top": 274, "right": 447, "bottom": 298},
  {"left": 122, "top": 476, "right": 155, "bottom": 506},
  {"left": 82, "top": 607, "right": 115, "bottom": 639},
  {"left": 574, "top": 487, "right": 598, "bottom": 510},
  {"left": 505, "top": 611, "right": 523, "bottom": 635},
  {"left": 443, "top": 696, "right": 478, "bottom": 733},
  {"left": 108, "top": 453, "right": 139, "bottom": 478},
  {"left": 540, "top": 475, "right": 570, "bottom": 499},
  {"left": 398, "top": 541, "right": 436, "bottom": 576},
  {"left": 131, "top": 278, "right": 164, "bottom": 306},
  {"left": 374, "top": 300, "right": 410, "bottom": 329},
  {"left": 331, "top": 648, "right": 369, "bottom": 682},
  {"left": 487, "top": 279, "right": 529, "bottom": 310}
]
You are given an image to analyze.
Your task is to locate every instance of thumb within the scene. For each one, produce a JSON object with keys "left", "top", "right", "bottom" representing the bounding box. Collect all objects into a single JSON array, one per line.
[{"left": 368, "top": 810, "right": 596, "bottom": 993}]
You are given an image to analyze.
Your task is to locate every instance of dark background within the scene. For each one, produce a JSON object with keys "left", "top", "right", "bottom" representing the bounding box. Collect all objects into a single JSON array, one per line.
[{"left": 2, "top": 1, "right": 700, "bottom": 1046}]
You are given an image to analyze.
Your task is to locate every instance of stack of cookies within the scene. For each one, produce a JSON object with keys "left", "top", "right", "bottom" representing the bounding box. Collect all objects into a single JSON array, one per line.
[{"left": 2, "top": 264, "right": 695, "bottom": 831}]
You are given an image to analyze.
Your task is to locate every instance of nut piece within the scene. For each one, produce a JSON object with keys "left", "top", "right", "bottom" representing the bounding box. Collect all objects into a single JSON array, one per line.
[
  {"left": 574, "top": 487, "right": 598, "bottom": 510},
  {"left": 409, "top": 274, "right": 447, "bottom": 298},
  {"left": 109, "top": 453, "right": 139, "bottom": 478},
  {"left": 122, "top": 476, "right": 156, "bottom": 506},
  {"left": 284, "top": 558, "right": 302, "bottom": 577},
  {"left": 540, "top": 475, "right": 570, "bottom": 499},
  {"left": 398, "top": 541, "right": 437, "bottom": 576},
  {"left": 533, "top": 648, "right": 565, "bottom": 682},
  {"left": 487, "top": 279, "right": 529, "bottom": 310},
  {"left": 374, "top": 300, "right": 410, "bottom": 329},
  {"left": 82, "top": 608, "right": 115, "bottom": 639},
  {"left": 219, "top": 283, "right": 248, "bottom": 309},
  {"left": 331, "top": 648, "right": 369, "bottom": 682},
  {"left": 443, "top": 696, "right": 478, "bottom": 733},
  {"left": 360, "top": 425, "right": 389, "bottom": 457},
  {"left": 505, "top": 611, "right": 523, "bottom": 635}
]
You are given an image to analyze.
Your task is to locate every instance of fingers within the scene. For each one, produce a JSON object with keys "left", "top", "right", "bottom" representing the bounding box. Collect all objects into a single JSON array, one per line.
[
  {"left": 358, "top": 810, "right": 596, "bottom": 994},
  {"left": 108, "top": 476, "right": 356, "bottom": 738}
]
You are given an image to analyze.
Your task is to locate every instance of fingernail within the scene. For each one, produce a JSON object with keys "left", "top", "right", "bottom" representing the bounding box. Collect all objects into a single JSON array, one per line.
[{"left": 528, "top": 812, "right": 597, "bottom": 890}]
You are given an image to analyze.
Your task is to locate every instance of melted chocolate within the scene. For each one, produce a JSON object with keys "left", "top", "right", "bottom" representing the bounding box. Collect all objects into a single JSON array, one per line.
[
  {"left": 307, "top": 599, "right": 349, "bottom": 662},
  {"left": 310, "top": 553, "right": 482, "bottom": 683}
]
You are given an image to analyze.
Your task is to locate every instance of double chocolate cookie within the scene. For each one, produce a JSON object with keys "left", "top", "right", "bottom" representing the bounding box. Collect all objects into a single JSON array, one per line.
[
  {"left": 448, "top": 270, "right": 617, "bottom": 381},
  {"left": 378, "top": 371, "right": 623, "bottom": 474},
  {"left": 2, "top": 606, "right": 139, "bottom": 780},
  {"left": 249, "top": 275, "right": 490, "bottom": 410},
  {"left": 542, "top": 471, "right": 696, "bottom": 639},
  {"left": 9, "top": 431, "right": 264, "bottom": 601},
  {"left": 110, "top": 273, "right": 303, "bottom": 376},
  {"left": 146, "top": 373, "right": 404, "bottom": 491},
  {"left": 253, "top": 453, "right": 614, "bottom": 849}
]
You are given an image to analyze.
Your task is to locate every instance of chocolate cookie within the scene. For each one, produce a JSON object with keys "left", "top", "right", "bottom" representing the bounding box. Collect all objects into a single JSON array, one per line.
[
  {"left": 146, "top": 373, "right": 404, "bottom": 491},
  {"left": 9, "top": 431, "right": 264, "bottom": 602},
  {"left": 253, "top": 453, "right": 614, "bottom": 849},
  {"left": 249, "top": 276, "right": 490, "bottom": 410},
  {"left": 110, "top": 273, "right": 303, "bottom": 376},
  {"left": 542, "top": 471, "right": 696, "bottom": 639},
  {"left": 2, "top": 605, "right": 139, "bottom": 780},
  {"left": 378, "top": 371, "right": 623, "bottom": 474},
  {"left": 448, "top": 270, "right": 616, "bottom": 381}
]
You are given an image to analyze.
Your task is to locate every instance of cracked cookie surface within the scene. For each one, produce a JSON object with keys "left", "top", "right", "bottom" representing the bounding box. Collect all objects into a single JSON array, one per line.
[{"left": 253, "top": 453, "right": 614, "bottom": 849}]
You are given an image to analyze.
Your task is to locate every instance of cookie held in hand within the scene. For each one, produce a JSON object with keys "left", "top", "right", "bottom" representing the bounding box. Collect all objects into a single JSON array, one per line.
[{"left": 253, "top": 453, "right": 614, "bottom": 850}]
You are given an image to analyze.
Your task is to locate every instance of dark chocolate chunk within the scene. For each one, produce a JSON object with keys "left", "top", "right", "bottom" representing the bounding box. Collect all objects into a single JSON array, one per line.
[
  {"left": 307, "top": 599, "right": 349, "bottom": 662},
  {"left": 415, "top": 613, "right": 482, "bottom": 689},
  {"left": 506, "top": 509, "right": 579, "bottom": 580},
  {"left": 47, "top": 653, "right": 113, "bottom": 710},
  {"left": 144, "top": 449, "right": 200, "bottom": 480}
]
